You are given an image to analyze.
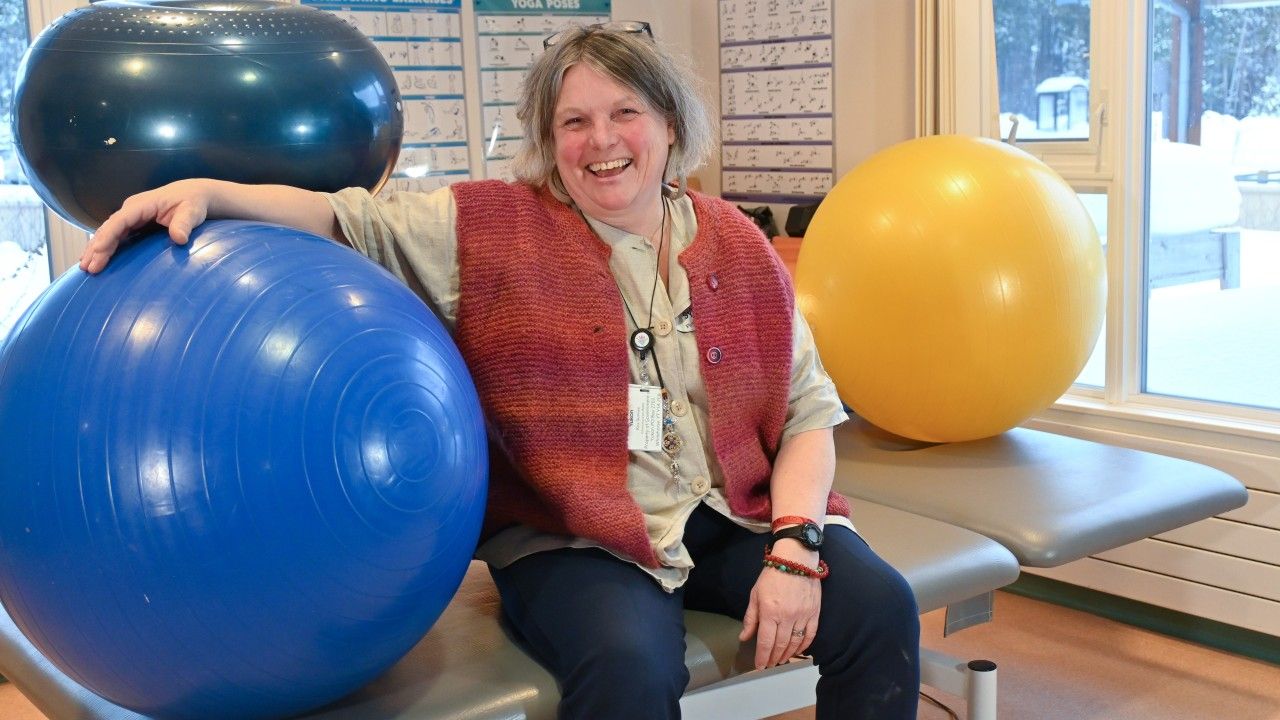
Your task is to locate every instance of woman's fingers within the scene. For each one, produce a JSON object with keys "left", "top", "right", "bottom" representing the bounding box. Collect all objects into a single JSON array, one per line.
[
  {"left": 777, "top": 623, "right": 806, "bottom": 666},
  {"left": 754, "top": 619, "right": 780, "bottom": 670},
  {"left": 798, "top": 615, "right": 819, "bottom": 656},
  {"left": 81, "top": 196, "right": 156, "bottom": 273},
  {"left": 79, "top": 238, "right": 118, "bottom": 275},
  {"left": 81, "top": 212, "right": 131, "bottom": 273},
  {"left": 163, "top": 201, "right": 207, "bottom": 246},
  {"left": 738, "top": 591, "right": 760, "bottom": 643},
  {"left": 80, "top": 184, "right": 211, "bottom": 274}
]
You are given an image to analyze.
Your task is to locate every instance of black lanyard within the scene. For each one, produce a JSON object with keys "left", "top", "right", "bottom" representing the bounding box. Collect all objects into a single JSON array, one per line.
[{"left": 595, "top": 197, "right": 670, "bottom": 390}]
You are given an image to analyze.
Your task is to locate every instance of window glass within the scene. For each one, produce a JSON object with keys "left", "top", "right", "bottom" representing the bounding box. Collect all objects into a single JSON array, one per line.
[
  {"left": 1144, "top": 0, "right": 1280, "bottom": 409},
  {"left": 0, "top": 0, "right": 50, "bottom": 342},
  {"left": 994, "top": 0, "right": 1092, "bottom": 141}
]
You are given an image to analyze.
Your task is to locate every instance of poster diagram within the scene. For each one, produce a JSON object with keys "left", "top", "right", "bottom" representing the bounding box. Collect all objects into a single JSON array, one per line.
[
  {"left": 305, "top": 0, "right": 471, "bottom": 193},
  {"left": 474, "top": 0, "right": 610, "bottom": 181},
  {"left": 718, "top": 0, "right": 834, "bottom": 203}
]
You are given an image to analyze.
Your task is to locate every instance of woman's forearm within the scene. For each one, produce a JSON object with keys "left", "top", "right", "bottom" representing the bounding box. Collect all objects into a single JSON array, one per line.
[
  {"left": 769, "top": 426, "right": 836, "bottom": 531},
  {"left": 200, "top": 179, "right": 343, "bottom": 243}
]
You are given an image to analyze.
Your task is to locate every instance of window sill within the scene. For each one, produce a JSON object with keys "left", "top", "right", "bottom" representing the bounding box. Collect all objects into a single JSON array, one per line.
[{"left": 1032, "top": 392, "right": 1280, "bottom": 454}]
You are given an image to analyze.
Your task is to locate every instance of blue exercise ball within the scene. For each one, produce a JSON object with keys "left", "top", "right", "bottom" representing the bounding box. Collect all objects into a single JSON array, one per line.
[
  {"left": 12, "top": 0, "right": 403, "bottom": 230},
  {"left": 0, "top": 221, "right": 487, "bottom": 720}
]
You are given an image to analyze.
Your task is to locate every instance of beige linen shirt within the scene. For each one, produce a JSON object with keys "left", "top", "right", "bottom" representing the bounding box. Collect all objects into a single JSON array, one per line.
[{"left": 327, "top": 186, "right": 851, "bottom": 591}]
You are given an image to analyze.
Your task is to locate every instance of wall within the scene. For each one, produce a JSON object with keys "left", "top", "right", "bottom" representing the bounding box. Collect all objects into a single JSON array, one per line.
[{"left": 628, "top": 1, "right": 917, "bottom": 221}]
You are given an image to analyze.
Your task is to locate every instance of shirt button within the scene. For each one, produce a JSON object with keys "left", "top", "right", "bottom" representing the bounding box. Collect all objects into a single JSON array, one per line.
[
  {"left": 655, "top": 319, "right": 672, "bottom": 336},
  {"left": 692, "top": 476, "right": 709, "bottom": 494},
  {"left": 706, "top": 346, "right": 723, "bottom": 364},
  {"left": 670, "top": 399, "right": 688, "bottom": 417}
]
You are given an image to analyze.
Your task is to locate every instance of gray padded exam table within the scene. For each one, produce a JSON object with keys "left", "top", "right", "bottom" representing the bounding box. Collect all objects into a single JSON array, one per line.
[
  {"left": 831, "top": 418, "right": 1248, "bottom": 569},
  {"left": 0, "top": 421, "right": 1247, "bottom": 720}
]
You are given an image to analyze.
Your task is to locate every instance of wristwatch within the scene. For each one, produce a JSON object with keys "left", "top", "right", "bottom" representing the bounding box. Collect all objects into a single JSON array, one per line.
[{"left": 771, "top": 522, "right": 823, "bottom": 551}]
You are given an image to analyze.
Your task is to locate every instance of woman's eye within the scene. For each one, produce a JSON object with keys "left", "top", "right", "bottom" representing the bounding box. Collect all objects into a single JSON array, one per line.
[{"left": 562, "top": 117, "right": 584, "bottom": 128}]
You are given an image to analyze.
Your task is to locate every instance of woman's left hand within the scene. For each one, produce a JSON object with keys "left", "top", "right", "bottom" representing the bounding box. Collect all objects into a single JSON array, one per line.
[{"left": 738, "top": 541, "right": 822, "bottom": 669}]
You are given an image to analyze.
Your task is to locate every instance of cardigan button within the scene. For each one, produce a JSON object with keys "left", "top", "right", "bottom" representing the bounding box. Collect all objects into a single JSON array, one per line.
[
  {"left": 706, "top": 346, "right": 723, "bottom": 364},
  {"left": 707, "top": 273, "right": 719, "bottom": 290}
]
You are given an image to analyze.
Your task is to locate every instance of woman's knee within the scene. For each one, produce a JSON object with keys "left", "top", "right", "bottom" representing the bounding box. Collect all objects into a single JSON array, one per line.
[
  {"left": 819, "top": 533, "right": 921, "bottom": 650},
  {"left": 569, "top": 622, "right": 689, "bottom": 687},
  {"left": 558, "top": 629, "right": 689, "bottom": 719},
  {"left": 861, "top": 560, "right": 919, "bottom": 628}
]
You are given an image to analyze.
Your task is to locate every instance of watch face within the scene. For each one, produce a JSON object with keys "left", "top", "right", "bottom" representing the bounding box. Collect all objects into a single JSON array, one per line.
[
  {"left": 802, "top": 525, "right": 821, "bottom": 547},
  {"left": 773, "top": 523, "right": 823, "bottom": 550}
]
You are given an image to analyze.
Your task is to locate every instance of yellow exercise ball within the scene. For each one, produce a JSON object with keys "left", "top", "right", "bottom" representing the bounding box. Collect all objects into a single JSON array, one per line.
[{"left": 796, "top": 135, "right": 1105, "bottom": 443}]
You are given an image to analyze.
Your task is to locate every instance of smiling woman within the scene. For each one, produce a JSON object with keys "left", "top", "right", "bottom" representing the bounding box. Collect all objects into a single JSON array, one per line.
[{"left": 73, "top": 21, "right": 921, "bottom": 720}]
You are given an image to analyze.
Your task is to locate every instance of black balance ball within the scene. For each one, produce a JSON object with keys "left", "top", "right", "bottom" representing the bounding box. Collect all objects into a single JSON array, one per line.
[{"left": 12, "top": 0, "right": 403, "bottom": 230}]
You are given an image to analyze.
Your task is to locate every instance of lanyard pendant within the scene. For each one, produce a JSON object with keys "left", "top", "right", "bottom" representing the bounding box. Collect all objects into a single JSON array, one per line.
[
  {"left": 662, "top": 431, "right": 683, "bottom": 455},
  {"left": 630, "top": 327, "right": 655, "bottom": 355}
]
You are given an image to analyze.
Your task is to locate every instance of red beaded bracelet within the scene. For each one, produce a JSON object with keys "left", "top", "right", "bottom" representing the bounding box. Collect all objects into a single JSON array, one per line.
[
  {"left": 771, "top": 515, "right": 818, "bottom": 532},
  {"left": 762, "top": 549, "right": 830, "bottom": 580}
]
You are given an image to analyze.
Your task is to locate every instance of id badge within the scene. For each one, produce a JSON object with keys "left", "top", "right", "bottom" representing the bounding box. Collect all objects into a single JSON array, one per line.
[
  {"left": 627, "top": 384, "right": 663, "bottom": 452},
  {"left": 675, "top": 306, "right": 694, "bottom": 333}
]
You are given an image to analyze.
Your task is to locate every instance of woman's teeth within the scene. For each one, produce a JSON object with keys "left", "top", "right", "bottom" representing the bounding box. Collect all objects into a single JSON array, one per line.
[{"left": 589, "top": 159, "right": 631, "bottom": 174}]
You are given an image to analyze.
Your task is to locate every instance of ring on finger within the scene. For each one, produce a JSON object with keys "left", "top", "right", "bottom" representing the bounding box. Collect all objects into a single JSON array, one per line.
[{"left": 790, "top": 628, "right": 806, "bottom": 638}]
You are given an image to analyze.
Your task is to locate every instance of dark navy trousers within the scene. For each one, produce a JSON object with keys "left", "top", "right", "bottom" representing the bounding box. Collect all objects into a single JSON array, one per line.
[{"left": 487, "top": 502, "right": 920, "bottom": 719}]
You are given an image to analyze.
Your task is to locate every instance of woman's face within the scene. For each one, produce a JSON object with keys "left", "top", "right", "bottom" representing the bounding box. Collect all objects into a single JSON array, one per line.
[{"left": 552, "top": 63, "right": 675, "bottom": 231}]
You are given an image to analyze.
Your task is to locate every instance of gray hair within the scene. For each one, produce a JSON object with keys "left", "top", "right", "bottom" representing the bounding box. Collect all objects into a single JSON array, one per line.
[{"left": 512, "top": 24, "right": 715, "bottom": 201}]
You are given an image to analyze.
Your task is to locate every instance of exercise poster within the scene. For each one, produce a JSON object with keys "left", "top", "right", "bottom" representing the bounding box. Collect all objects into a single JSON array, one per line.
[
  {"left": 718, "top": 0, "right": 834, "bottom": 203},
  {"left": 305, "top": 0, "right": 472, "bottom": 193}
]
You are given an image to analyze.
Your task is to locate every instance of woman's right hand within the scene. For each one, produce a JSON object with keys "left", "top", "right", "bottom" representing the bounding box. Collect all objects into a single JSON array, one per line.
[
  {"left": 79, "top": 178, "right": 214, "bottom": 274},
  {"left": 79, "top": 179, "right": 342, "bottom": 274}
]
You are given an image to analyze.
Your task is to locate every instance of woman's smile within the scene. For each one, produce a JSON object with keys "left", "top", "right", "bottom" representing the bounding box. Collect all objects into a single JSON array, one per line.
[{"left": 588, "top": 158, "right": 632, "bottom": 176}]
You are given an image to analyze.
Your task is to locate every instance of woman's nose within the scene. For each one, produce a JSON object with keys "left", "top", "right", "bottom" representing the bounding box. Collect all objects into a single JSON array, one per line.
[{"left": 589, "top": 120, "right": 617, "bottom": 149}]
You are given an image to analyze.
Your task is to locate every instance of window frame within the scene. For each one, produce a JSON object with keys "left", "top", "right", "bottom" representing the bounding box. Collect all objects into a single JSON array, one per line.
[{"left": 951, "top": 0, "right": 1280, "bottom": 451}]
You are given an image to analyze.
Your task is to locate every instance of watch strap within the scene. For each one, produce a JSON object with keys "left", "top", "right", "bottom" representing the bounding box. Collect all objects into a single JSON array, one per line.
[
  {"left": 770, "top": 522, "right": 823, "bottom": 550},
  {"left": 771, "top": 515, "right": 818, "bottom": 532}
]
